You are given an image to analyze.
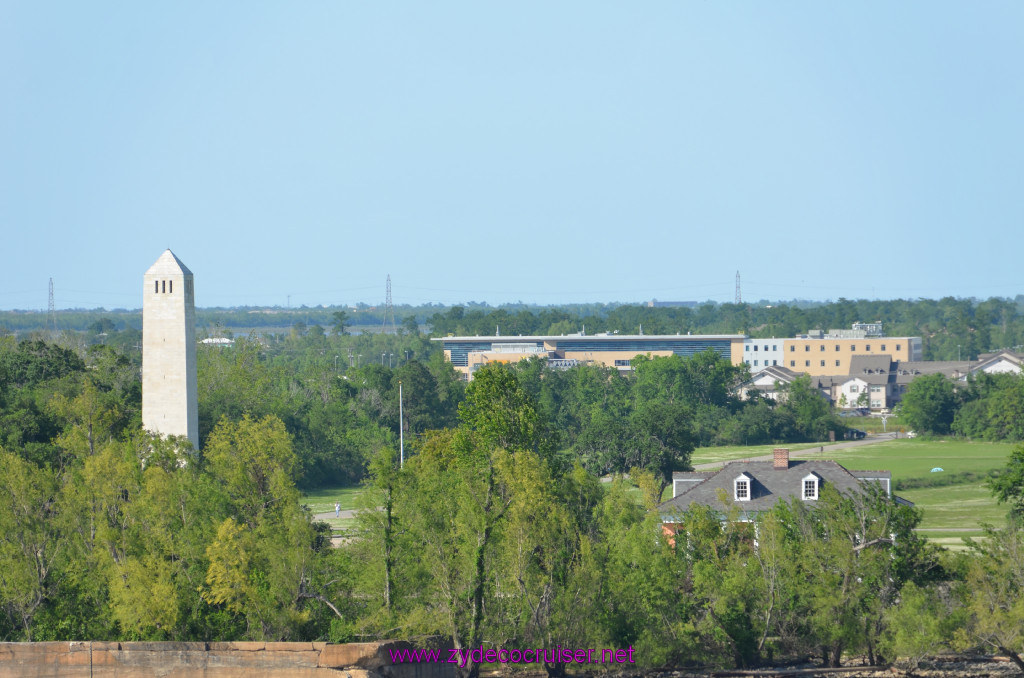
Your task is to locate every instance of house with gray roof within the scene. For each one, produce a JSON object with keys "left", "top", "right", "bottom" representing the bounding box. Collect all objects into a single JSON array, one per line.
[
  {"left": 967, "top": 350, "right": 1024, "bottom": 378},
  {"left": 737, "top": 365, "right": 835, "bottom": 403},
  {"left": 659, "top": 448, "right": 910, "bottom": 525}
]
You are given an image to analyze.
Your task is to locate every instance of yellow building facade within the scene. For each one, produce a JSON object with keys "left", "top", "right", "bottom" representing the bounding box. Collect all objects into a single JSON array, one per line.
[
  {"left": 436, "top": 334, "right": 747, "bottom": 379},
  {"left": 781, "top": 336, "right": 922, "bottom": 376}
]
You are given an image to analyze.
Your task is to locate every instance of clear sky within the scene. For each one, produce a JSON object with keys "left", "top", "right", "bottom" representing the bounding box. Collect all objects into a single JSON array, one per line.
[{"left": 3, "top": 2, "right": 1023, "bottom": 311}]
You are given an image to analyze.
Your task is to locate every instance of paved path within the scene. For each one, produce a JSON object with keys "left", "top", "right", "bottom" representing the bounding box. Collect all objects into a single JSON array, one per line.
[
  {"left": 313, "top": 509, "right": 358, "bottom": 522},
  {"left": 692, "top": 433, "right": 901, "bottom": 470}
]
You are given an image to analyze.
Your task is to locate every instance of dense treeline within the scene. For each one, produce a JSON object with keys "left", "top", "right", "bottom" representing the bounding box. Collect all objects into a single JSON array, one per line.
[
  {"left": 1, "top": 326, "right": 847, "bottom": 490},
  {"left": 3, "top": 338, "right": 1024, "bottom": 672},
  {"left": 508, "top": 353, "right": 845, "bottom": 493},
  {"left": 347, "top": 366, "right": 1024, "bottom": 676},
  {"left": 5, "top": 294, "right": 1024, "bottom": 361},
  {"left": 426, "top": 296, "right": 1024, "bottom": 361},
  {"left": 898, "top": 371, "right": 1024, "bottom": 442}
]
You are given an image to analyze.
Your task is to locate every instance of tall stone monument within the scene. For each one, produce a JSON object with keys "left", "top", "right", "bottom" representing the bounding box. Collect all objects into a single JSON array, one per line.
[{"left": 142, "top": 250, "right": 199, "bottom": 450}]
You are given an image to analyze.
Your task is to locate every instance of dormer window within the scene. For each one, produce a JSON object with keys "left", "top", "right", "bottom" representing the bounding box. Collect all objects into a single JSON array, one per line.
[
  {"left": 802, "top": 473, "right": 819, "bottom": 500},
  {"left": 734, "top": 473, "right": 752, "bottom": 502}
]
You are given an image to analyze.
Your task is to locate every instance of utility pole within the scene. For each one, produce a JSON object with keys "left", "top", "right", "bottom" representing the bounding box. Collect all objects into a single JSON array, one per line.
[
  {"left": 381, "top": 275, "right": 396, "bottom": 335},
  {"left": 399, "top": 380, "right": 404, "bottom": 468},
  {"left": 48, "top": 278, "right": 56, "bottom": 332}
]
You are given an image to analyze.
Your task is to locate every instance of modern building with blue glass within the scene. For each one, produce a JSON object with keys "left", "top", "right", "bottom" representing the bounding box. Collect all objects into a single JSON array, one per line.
[{"left": 433, "top": 333, "right": 746, "bottom": 379}]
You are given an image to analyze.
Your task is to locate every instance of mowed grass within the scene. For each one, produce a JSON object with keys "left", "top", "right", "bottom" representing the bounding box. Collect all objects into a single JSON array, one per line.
[
  {"left": 692, "top": 442, "right": 824, "bottom": 466},
  {"left": 300, "top": 486, "right": 365, "bottom": 515},
  {"left": 818, "top": 438, "right": 1014, "bottom": 537},
  {"left": 821, "top": 438, "right": 1012, "bottom": 480}
]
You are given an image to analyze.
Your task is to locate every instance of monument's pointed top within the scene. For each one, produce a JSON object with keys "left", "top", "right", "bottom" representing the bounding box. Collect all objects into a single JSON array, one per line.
[{"left": 145, "top": 249, "right": 193, "bottom": 277}]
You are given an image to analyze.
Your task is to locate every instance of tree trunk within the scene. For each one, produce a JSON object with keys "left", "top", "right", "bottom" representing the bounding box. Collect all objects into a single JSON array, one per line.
[
  {"left": 829, "top": 643, "right": 843, "bottom": 668},
  {"left": 998, "top": 647, "right": 1024, "bottom": 675}
]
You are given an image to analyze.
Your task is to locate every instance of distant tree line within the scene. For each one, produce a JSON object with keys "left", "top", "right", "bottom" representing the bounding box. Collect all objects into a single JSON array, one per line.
[{"left": 4, "top": 294, "right": 1024, "bottom": 361}]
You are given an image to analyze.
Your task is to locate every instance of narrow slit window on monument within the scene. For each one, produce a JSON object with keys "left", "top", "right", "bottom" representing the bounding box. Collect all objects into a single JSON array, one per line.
[
  {"left": 155, "top": 281, "right": 159, "bottom": 293},
  {"left": 169, "top": 280, "right": 173, "bottom": 293},
  {"left": 162, "top": 280, "right": 166, "bottom": 293}
]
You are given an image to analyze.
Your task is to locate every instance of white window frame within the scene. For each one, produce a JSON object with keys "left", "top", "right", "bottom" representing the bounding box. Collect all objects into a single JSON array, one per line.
[
  {"left": 734, "top": 473, "right": 752, "bottom": 502},
  {"left": 802, "top": 473, "right": 819, "bottom": 501}
]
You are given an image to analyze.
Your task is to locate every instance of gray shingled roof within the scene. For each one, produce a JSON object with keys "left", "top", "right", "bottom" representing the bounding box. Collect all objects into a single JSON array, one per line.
[
  {"left": 893, "top": 360, "right": 970, "bottom": 384},
  {"left": 844, "top": 356, "right": 895, "bottom": 385},
  {"left": 659, "top": 459, "right": 891, "bottom": 515}
]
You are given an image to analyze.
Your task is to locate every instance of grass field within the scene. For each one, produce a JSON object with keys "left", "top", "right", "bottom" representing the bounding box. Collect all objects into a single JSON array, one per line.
[
  {"left": 799, "top": 438, "right": 1013, "bottom": 543},
  {"left": 300, "top": 486, "right": 365, "bottom": 532},
  {"left": 300, "top": 485, "right": 365, "bottom": 514},
  {"left": 691, "top": 442, "right": 823, "bottom": 466}
]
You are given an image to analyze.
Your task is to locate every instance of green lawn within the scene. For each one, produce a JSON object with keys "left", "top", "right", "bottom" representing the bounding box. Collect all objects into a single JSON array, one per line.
[
  {"left": 819, "top": 438, "right": 1014, "bottom": 536},
  {"left": 820, "top": 438, "right": 1013, "bottom": 480},
  {"left": 691, "top": 442, "right": 824, "bottom": 466},
  {"left": 300, "top": 485, "right": 365, "bottom": 515}
]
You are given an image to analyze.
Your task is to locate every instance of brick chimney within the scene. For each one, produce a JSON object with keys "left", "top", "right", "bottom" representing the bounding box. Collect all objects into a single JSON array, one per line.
[{"left": 773, "top": 448, "right": 790, "bottom": 470}]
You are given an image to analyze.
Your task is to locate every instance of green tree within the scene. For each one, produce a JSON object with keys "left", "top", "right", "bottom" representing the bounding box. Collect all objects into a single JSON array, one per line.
[
  {"left": 457, "top": 364, "right": 553, "bottom": 457},
  {"left": 331, "top": 311, "right": 349, "bottom": 336},
  {"left": 200, "top": 415, "right": 323, "bottom": 639},
  {"left": 900, "top": 373, "right": 959, "bottom": 435},
  {"left": 955, "top": 525, "right": 1024, "bottom": 672},
  {"left": 779, "top": 375, "right": 842, "bottom": 441},
  {"left": 0, "top": 451, "right": 64, "bottom": 639},
  {"left": 989, "top": 443, "right": 1024, "bottom": 518}
]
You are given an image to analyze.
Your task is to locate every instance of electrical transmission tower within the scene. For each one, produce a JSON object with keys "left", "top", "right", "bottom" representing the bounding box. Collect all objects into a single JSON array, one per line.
[
  {"left": 48, "top": 278, "right": 57, "bottom": 332},
  {"left": 381, "top": 274, "right": 397, "bottom": 335},
  {"left": 735, "top": 271, "right": 742, "bottom": 304}
]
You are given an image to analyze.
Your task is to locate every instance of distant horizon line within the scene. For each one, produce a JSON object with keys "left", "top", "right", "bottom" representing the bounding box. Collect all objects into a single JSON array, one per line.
[{"left": 4, "top": 294, "right": 1024, "bottom": 315}]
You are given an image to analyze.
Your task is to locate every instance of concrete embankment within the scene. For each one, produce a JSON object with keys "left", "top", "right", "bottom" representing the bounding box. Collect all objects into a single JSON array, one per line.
[{"left": 0, "top": 639, "right": 454, "bottom": 678}]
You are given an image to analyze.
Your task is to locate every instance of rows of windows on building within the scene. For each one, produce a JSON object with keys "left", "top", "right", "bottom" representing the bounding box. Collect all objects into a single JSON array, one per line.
[
  {"left": 155, "top": 280, "right": 173, "bottom": 294},
  {"left": 791, "top": 343, "right": 900, "bottom": 352}
]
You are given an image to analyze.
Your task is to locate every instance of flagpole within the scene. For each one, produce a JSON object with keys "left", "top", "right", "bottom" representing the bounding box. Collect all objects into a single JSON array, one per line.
[{"left": 399, "top": 380, "right": 404, "bottom": 468}]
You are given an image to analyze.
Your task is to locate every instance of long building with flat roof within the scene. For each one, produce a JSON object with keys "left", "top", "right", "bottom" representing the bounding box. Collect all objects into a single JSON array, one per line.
[{"left": 433, "top": 333, "right": 747, "bottom": 379}]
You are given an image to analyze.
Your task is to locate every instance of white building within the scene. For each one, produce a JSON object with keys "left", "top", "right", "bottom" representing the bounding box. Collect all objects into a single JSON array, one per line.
[
  {"left": 142, "top": 250, "right": 199, "bottom": 450},
  {"left": 742, "top": 338, "right": 785, "bottom": 372}
]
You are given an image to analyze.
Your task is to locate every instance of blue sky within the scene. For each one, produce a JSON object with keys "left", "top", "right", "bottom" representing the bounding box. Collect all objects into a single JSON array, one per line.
[{"left": 2, "top": 2, "right": 1023, "bottom": 310}]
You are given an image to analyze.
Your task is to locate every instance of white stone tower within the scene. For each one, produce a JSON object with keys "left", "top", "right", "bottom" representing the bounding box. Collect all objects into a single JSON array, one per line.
[{"left": 142, "top": 250, "right": 199, "bottom": 450}]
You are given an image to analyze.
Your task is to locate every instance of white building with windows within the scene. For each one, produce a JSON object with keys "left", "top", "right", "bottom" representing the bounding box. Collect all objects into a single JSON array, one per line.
[{"left": 742, "top": 338, "right": 785, "bottom": 373}]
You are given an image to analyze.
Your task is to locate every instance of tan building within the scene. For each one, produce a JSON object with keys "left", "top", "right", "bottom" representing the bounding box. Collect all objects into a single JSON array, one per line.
[
  {"left": 142, "top": 250, "right": 199, "bottom": 450},
  {"left": 781, "top": 335, "right": 921, "bottom": 376},
  {"left": 434, "top": 334, "right": 746, "bottom": 379}
]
